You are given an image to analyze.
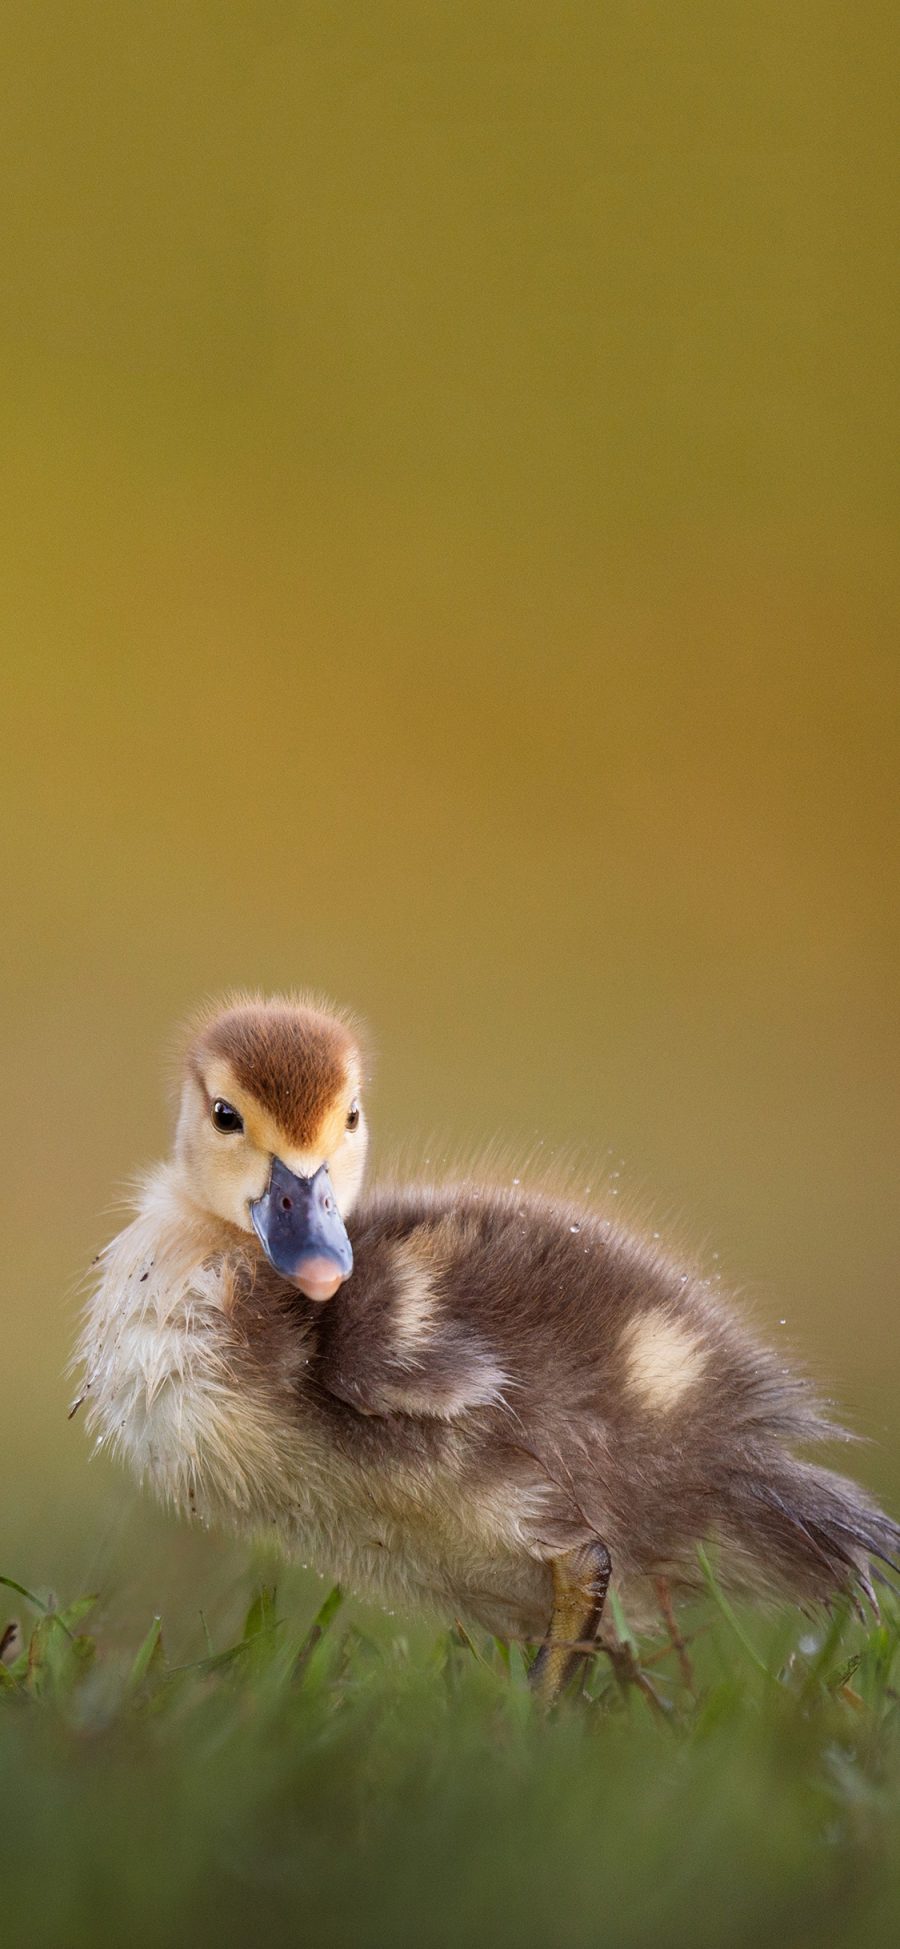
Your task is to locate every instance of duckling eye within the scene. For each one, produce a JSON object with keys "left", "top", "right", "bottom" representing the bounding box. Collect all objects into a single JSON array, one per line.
[
  {"left": 211, "top": 1098, "right": 243, "bottom": 1134},
  {"left": 346, "top": 1100, "right": 360, "bottom": 1132}
]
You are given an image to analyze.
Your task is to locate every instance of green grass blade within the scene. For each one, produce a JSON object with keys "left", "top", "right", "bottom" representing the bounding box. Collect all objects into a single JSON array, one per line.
[
  {"left": 243, "top": 1584, "right": 277, "bottom": 1642},
  {"left": 1, "top": 1574, "right": 53, "bottom": 1615},
  {"left": 608, "top": 1588, "right": 639, "bottom": 1657},
  {"left": 696, "top": 1546, "right": 773, "bottom": 1682},
  {"left": 128, "top": 1617, "right": 164, "bottom": 1691},
  {"left": 294, "top": 1586, "right": 344, "bottom": 1685},
  {"left": 0, "top": 1575, "right": 76, "bottom": 1641}
]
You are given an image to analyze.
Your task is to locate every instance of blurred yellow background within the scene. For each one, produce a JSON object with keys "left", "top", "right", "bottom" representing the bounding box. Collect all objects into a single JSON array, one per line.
[{"left": 1, "top": 5, "right": 897, "bottom": 1616}]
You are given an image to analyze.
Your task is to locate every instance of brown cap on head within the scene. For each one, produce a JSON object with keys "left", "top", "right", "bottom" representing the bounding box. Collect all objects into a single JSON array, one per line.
[{"left": 188, "top": 995, "right": 360, "bottom": 1148}]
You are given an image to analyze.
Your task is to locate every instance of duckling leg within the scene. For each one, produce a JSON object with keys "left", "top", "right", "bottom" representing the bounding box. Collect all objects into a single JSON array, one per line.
[{"left": 529, "top": 1540, "right": 612, "bottom": 1705}]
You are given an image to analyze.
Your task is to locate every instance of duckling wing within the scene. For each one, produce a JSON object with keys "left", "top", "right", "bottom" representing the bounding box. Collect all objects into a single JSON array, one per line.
[{"left": 315, "top": 1223, "right": 512, "bottom": 1421}]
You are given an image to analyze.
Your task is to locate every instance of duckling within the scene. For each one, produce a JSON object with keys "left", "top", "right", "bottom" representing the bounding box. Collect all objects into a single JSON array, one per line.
[{"left": 75, "top": 992, "right": 899, "bottom": 1700}]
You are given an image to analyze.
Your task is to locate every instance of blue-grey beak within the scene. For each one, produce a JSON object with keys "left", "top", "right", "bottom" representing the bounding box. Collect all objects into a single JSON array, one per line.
[{"left": 250, "top": 1157, "right": 353, "bottom": 1302}]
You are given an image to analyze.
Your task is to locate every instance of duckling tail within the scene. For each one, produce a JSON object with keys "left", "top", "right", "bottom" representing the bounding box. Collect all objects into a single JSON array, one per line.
[{"left": 725, "top": 1456, "right": 900, "bottom": 1614}]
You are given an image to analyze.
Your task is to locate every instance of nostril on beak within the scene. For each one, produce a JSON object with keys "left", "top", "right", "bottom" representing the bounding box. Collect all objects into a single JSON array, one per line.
[{"left": 281, "top": 1195, "right": 293, "bottom": 1211}]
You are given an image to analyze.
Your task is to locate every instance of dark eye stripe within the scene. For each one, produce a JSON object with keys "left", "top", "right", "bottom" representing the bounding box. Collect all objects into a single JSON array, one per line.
[{"left": 212, "top": 1098, "right": 244, "bottom": 1133}]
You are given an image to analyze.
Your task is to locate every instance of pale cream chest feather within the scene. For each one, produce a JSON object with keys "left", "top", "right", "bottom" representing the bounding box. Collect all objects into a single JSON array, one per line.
[{"left": 75, "top": 1169, "right": 553, "bottom": 1637}]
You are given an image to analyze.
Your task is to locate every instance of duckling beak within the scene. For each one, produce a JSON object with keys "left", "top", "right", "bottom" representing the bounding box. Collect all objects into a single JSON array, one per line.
[{"left": 249, "top": 1158, "right": 353, "bottom": 1302}]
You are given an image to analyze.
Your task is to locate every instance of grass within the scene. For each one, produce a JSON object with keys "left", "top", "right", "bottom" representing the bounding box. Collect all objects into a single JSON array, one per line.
[{"left": 2, "top": 1561, "right": 900, "bottom": 1949}]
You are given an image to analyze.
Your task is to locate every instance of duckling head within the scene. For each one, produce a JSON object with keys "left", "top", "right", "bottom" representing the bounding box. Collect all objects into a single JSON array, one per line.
[{"left": 174, "top": 994, "right": 367, "bottom": 1302}]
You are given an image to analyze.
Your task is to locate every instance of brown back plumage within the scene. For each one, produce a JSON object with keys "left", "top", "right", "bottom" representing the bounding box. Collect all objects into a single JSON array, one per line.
[
  {"left": 306, "top": 1181, "right": 900, "bottom": 1612},
  {"left": 189, "top": 997, "right": 358, "bottom": 1145}
]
